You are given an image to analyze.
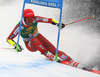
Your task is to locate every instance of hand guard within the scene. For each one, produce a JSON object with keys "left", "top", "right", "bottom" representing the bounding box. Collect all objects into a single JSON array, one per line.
[
  {"left": 7, "top": 39, "right": 23, "bottom": 52},
  {"left": 14, "top": 44, "right": 23, "bottom": 52},
  {"left": 52, "top": 19, "right": 58, "bottom": 25},
  {"left": 57, "top": 23, "right": 65, "bottom": 29},
  {"left": 7, "top": 39, "right": 16, "bottom": 46}
]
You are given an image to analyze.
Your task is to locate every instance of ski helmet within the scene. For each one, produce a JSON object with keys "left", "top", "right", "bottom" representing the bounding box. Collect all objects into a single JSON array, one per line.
[{"left": 23, "top": 9, "right": 34, "bottom": 18}]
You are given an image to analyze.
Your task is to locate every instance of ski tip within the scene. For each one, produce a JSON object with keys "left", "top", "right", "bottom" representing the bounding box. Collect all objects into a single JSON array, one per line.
[{"left": 92, "top": 70, "right": 100, "bottom": 74}]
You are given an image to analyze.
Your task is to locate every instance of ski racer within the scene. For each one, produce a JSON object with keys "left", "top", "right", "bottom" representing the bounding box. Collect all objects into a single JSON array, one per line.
[{"left": 7, "top": 9, "right": 84, "bottom": 69}]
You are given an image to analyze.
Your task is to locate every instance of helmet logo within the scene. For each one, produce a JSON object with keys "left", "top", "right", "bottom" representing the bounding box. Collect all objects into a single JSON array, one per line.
[
  {"left": 26, "top": 13, "right": 29, "bottom": 15},
  {"left": 26, "top": 13, "right": 34, "bottom": 15}
]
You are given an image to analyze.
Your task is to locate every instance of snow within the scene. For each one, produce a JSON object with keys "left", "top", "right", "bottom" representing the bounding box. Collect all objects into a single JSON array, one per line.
[
  {"left": 0, "top": 0, "right": 100, "bottom": 77},
  {"left": 0, "top": 49, "right": 99, "bottom": 77}
]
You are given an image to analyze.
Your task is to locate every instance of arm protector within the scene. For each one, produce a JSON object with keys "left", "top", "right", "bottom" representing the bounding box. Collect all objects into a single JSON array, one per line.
[
  {"left": 52, "top": 19, "right": 58, "bottom": 25},
  {"left": 7, "top": 39, "right": 16, "bottom": 46}
]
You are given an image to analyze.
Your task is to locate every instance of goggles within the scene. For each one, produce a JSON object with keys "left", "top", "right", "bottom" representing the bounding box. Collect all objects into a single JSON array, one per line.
[{"left": 26, "top": 19, "right": 34, "bottom": 22}]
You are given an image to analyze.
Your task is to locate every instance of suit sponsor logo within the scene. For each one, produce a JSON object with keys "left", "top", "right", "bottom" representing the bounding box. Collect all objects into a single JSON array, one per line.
[
  {"left": 14, "top": 27, "right": 19, "bottom": 35},
  {"left": 9, "top": 34, "right": 15, "bottom": 39},
  {"left": 22, "top": 26, "right": 37, "bottom": 34},
  {"left": 39, "top": 45, "right": 44, "bottom": 50},
  {"left": 43, "top": 18, "right": 48, "bottom": 22}
]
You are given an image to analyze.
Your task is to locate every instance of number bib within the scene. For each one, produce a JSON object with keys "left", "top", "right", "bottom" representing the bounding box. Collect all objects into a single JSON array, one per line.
[{"left": 18, "top": 21, "right": 38, "bottom": 39}]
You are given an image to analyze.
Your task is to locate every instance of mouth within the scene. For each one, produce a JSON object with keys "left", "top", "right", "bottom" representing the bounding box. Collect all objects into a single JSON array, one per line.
[
  {"left": 26, "top": 22, "right": 33, "bottom": 26},
  {"left": 28, "top": 22, "right": 33, "bottom": 24}
]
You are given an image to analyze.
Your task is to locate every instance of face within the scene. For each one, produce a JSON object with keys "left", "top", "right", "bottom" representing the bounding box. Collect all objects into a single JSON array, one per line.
[{"left": 25, "top": 17, "right": 34, "bottom": 26}]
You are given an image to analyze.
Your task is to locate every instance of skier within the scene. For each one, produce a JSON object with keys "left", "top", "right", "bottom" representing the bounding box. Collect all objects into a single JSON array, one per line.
[{"left": 7, "top": 9, "right": 84, "bottom": 69}]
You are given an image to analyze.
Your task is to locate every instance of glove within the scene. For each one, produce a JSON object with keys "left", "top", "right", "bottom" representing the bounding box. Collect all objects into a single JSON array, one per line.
[
  {"left": 52, "top": 19, "right": 65, "bottom": 29},
  {"left": 7, "top": 39, "right": 23, "bottom": 52},
  {"left": 14, "top": 44, "right": 23, "bottom": 52},
  {"left": 57, "top": 23, "right": 65, "bottom": 29}
]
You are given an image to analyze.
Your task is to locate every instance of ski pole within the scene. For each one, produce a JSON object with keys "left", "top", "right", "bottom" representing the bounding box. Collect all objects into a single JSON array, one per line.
[
  {"left": 16, "top": 1, "right": 25, "bottom": 52},
  {"left": 65, "top": 15, "right": 94, "bottom": 26},
  {"left": 55, "top": 0, "right": 63, "bottom": 61}
]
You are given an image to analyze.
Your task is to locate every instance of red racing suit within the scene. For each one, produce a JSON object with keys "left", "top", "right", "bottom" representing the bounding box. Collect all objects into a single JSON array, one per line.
[{"left": 7, "top": 16, "right": 71, "bottom": 61}]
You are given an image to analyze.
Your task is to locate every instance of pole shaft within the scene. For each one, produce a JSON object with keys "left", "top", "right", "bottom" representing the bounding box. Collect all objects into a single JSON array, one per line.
[
  {"left": 55, "top": 0, "right": 63, "bottom": 61},
  {"left": 65, "top": 15, "right": 94, "bottom": 26},
  {"left": 16, "top": 1, "right": 25, "bottom": 51}
]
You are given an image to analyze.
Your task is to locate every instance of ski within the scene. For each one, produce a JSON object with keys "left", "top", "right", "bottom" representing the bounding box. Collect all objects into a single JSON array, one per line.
[{"left": 57, "top": 60, "right": 100, "bottom": 75}]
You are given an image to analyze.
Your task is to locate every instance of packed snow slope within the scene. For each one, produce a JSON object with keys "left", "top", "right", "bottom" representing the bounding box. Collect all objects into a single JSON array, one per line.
[
  {"left": 0, "top": 0, "right": 100, "bottom": 77},
  {"left": 0, "top": 49, "right": 100, "bottom": 77}
]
